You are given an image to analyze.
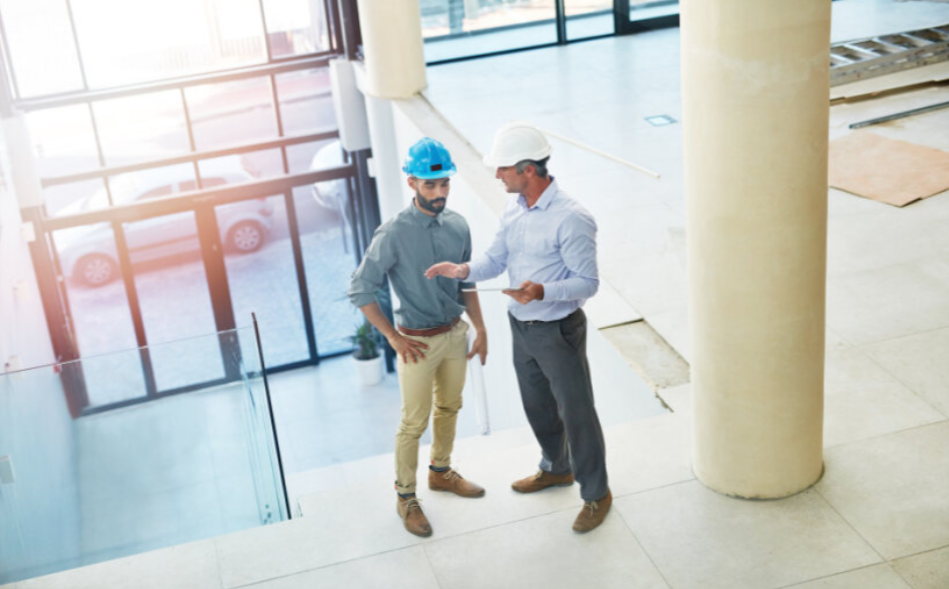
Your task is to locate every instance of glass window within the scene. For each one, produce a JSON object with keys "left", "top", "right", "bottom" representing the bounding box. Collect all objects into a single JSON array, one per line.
[
  {"left": 0, "top": 0, "right": 85, "bottom": 97},
  {"left": 123, "top": 211, "right": 224, "bottom": 391},
  {"left": 217, "top": 195, "right": 311, "bottom": 367},
  {"left": 286, "top": 139, "right": 340, "bottom": 175},
  {"left": 92, "top": 91, "right": 190, "bottom": 166},
  {"left": 629, "top": 0, "right": 678, "bottom": 22},
  {"left": 261, "top": 0, "right": 330, "bottom": 58},
  {"left": 422, "top": 0, "right": 558, "bottom": 63},
  {"left": 274, "top": 68, "right": 336, "bottom": 134},
  {"left": 45, "top": 179, "right": 106, "bottom": 218},
  {"left": 199, "top": 150, "right": 284, "bottom": 185},
  {"left": 185, "top": 77, "right": 279, "bottom": 151},
  {"left": 294, "top": 181, "right": 356, "bottom": 356},
  {"left": 26, "top": 105, "right": 100, "bottom": 178},
  {"left": 51, "top": 224, "right": 148, "bottom": 406},
  {"left": 106, "top": 163, "right": 195, "bottom": 207},
  {"left": 69, "top": 0, "right": 266, "bottom": 88},
  {"left": 566, "top": 0, "right": 613, "bottom": 40}
]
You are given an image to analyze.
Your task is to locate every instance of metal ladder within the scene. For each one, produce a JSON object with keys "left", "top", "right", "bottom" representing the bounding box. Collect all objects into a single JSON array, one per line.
[{"left": 830, "top": 24, "right": 949, "bottom": 86}]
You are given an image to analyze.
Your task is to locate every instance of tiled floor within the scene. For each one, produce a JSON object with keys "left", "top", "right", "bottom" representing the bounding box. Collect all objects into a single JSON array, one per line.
[{"left": 8, "top": 1, "right": 949, "bottom": 588}]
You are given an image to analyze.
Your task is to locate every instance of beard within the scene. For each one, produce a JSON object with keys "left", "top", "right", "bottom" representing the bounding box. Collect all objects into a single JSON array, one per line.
[{"left": 415, "top": 191, "right": 447, "bottom": 214}]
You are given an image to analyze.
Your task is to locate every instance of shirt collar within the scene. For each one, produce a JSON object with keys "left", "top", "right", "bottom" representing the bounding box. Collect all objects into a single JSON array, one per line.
[
  {"left": 409, "top": 200, "right": 444, "bottom": 227},
  {"left": 518, "top": 177, "right": 558, "bottom": 211}
]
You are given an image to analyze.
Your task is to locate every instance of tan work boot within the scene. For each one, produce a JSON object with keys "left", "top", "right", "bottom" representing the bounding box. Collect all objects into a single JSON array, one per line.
[
  {"left": 572, "top": 490, "right": 612, "bottom": 533},
  {"left": 428, "top": 468, "right": 485, "bottom": 498},
  {"left": 396, "top": 496, "right": 432, "bottom": 537},
  {"left": 511, "top": 470, "right": 575, "bottom": 493}
]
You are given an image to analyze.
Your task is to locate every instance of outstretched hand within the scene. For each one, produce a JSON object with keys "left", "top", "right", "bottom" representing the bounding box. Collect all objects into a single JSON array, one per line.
[
  {"left": 504, "top": 280, "right": 544, "bottom": 304},
  {"left": 425, "top": 262, "right": 468, "bottom": 280}
]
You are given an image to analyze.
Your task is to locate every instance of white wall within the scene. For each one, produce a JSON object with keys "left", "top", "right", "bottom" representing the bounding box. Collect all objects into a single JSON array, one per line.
[{"left": 0, "top": 120, "right": 55, "bottom": 373}]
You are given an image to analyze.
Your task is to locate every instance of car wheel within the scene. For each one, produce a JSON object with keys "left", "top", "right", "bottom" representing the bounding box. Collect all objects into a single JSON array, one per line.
[
  {"left": 228, "top": 220, "right": 265, "bottom": 253},
  {"left": 76, "top": 253, "right": 117, "bottom": 287}
]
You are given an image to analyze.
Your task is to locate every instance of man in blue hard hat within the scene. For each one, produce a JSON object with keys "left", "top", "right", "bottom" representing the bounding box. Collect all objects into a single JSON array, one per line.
[
  {"left": 348, "top": 137, "right": 488, "bottom": 538},
  {"left": 425, "top": 123, "right": 611, "bottom": 533}
]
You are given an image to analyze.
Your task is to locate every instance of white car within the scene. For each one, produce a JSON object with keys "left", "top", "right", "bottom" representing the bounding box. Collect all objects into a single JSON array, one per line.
[{"left": 57, "top": 156, "right": 274, "bottom": 287}]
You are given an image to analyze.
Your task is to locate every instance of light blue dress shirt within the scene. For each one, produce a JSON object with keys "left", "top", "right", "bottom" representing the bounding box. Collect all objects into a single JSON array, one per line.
[{"left": 466, "top": 179, "right": 598, "bottom": 322}]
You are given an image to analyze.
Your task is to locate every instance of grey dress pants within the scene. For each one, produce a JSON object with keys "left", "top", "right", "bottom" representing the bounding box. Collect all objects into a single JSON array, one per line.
[{"left": 509, "top": 309, "right": 609, "bottom": 502}]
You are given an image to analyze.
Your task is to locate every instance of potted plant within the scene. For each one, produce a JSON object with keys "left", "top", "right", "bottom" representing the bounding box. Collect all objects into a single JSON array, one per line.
[{"left": 351, "top": 319, "right": 384, "bottom": 386}]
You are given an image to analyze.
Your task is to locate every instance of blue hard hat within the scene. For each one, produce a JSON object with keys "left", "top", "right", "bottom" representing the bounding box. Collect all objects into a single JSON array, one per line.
[{"left": 402, "top": 137, "right": 457, "bottom": 179}]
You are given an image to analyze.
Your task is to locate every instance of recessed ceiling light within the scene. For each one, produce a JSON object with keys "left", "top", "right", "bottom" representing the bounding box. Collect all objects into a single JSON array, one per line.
[{"left": 645, "top": 115, "right": 677, "bottom": 126}]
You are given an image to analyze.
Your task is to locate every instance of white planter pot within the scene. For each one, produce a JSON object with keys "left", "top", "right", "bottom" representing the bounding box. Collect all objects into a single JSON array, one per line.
[{"left": 354, "top": 355, "right": 384, "bottom": 386}]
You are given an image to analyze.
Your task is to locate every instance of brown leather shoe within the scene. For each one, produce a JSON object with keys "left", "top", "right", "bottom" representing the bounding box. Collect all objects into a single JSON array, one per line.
[
  {"left": 511, "top": 470, "right": 575, "bottom": 493},
  {"left": 428, "top": 468, "right": 485, "bottom": 498},
  {"left": 572, "top": 490, "right": 612, "bottom": 533},
  {"left": 397, "top": 496, "right": 432, "bottom": 537}
]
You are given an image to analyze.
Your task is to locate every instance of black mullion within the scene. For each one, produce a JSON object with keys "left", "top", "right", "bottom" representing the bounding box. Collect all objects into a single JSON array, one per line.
[
  {"left": 63, "top": 0, "right": 90, "bottom": 91},
  {"left": 195, "top": 205, "right": 240, "bottom": 381},
  {"left": 112, "top": 218, "right": 158, "bottom": 397},
  {"left": 86, "top": 102, "right": 114, "bottom": 205},
  {"left": 257, "top": 0, "right": 274, "bottom": 63},
  {"left": 555, "top": 0, "right": 567, "bottom": 44},
  {"left": 269, "top": 74, "right": 291, "bottom": 174},
  {"left": 326, "top": 0, "right": 343, "bottom": 55},
  {"left": 283, "top": 189, "right": 320, "bottom": 363},
  {"left": 180, "top": 87, "right": 203, "bottom": 189},
  {"left": 614, "top": 0, "right": 630, "bottom": 34}
]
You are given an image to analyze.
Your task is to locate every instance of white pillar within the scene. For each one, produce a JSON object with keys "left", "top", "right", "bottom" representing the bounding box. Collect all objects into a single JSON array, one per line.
[
  {"left": 355, "top": 0, "right": 427, "bottom": 99},
  {"left": 682, "top": 1, "right": 831, "bottom": 498}
]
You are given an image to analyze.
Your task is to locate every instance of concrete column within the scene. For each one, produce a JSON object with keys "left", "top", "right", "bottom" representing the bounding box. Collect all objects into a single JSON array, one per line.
[
  {"left": 355, "top": 0, "right": 427, "bottom": 99},
  {"left": 682, "top": 1, "right": 831, "bottom": 498}
]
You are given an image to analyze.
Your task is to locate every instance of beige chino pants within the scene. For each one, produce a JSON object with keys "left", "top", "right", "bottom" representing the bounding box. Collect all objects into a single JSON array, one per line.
[{"left": 394, "top": 320, "right": 469, "bottom": 495}]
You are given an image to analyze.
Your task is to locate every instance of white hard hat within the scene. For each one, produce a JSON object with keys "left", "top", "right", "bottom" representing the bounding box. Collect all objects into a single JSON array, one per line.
[{"left": 482, "top": 122, "right": 552, "bottom": 167}]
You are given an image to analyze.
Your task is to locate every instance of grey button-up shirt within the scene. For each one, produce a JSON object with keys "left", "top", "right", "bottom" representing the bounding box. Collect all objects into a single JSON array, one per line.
[{"left": 348, "top": 202, "right": 474, "bottom": 329}]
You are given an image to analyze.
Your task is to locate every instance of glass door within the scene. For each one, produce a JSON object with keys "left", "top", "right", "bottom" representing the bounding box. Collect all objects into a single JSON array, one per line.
[
  {"left": 621, "top": 0, "right": 679, "bottom": 32},
  {"left": 215, "top": 194, "right": 313, "bottom": 368},
  {"left": 123, "top": 211, "right": 226, "bottom": 392},
  {"left": 565, "top": 0, "right": 614, "bottom": 40}
]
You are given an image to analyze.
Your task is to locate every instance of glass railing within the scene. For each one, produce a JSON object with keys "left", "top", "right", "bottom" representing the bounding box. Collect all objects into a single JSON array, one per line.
[{"left": 0, "top": 324, "right": 288, "bottom": 585}]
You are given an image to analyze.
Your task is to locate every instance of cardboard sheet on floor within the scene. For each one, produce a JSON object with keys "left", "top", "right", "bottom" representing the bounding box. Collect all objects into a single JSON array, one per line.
[{"left": 828, "top": 132, "right": 949, "bottom": 207}]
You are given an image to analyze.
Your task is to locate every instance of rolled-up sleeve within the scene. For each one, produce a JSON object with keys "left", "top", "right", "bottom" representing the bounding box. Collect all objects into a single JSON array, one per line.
[
  {"left": 348, "top": 226, "right": 395, "bottom": 308},
  {"left": 542, "top": 212, "right": 599, "bottom": 302}
]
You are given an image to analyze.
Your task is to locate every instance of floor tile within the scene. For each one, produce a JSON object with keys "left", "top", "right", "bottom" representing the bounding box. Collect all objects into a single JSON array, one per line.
[
  {"left": 297, "top": 439, "right": 584, "bottom": 542},
  {"left": 891, "top": 546, "right": 949, "bottom": 589},
  {"left": 646, "top": 306, "right": 691, "bottom": 363},
  {"left": 782, "top": 564, "right": 912, "bottom": 589},
  {"left": 214, "top": 498, "right": 418, "bottom": 588},
  {"left": 251, "top": 546, "right": 440, "bottom": 589},
  {"left": 16, "top": 541, "right": 220, "bottom": 589},
  {"left": 862, "top": 327, "right": 949, "bottom": 418},
  {"left": 604, "top": 412, "right": 694, "bottom": 496},
  {"left": 816, "top": 422, "right": 949, "bottom": 559},
  {"left": 823, "top": 349, "right": 944, "bottom": 447},
  {"left": 423, "top": 507, "right": 670, "bottom": 589},
  {"left": 615, "top": 481, "right": 881, "bottom": 589},
  {"left": 826, "top": 262, "right": 949, "bottom": 346}
]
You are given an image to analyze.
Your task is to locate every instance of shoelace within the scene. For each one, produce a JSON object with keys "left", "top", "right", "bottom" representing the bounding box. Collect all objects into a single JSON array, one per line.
[
  {"left": 403, "top": 497, "right": 423, "bottom": 513},
  {"left": 583, "top": 500, "right": 600, "bottom": 517},
  {"left": 441, "top": 469, "right": 463, "bottom": 482}
]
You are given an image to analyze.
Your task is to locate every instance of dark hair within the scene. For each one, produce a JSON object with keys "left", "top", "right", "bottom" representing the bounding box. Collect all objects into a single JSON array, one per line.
[{"left": 515, "top": 157, "right": 550, "bottom": 178}]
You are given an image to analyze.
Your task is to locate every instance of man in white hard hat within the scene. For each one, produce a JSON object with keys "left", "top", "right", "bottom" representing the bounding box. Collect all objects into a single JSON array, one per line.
[
  {"left": 349, "top": 137, "right": 488, "bottom": 538},
  {"left": 425, "top": 123, "right": 611, "bottom": 533}
]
